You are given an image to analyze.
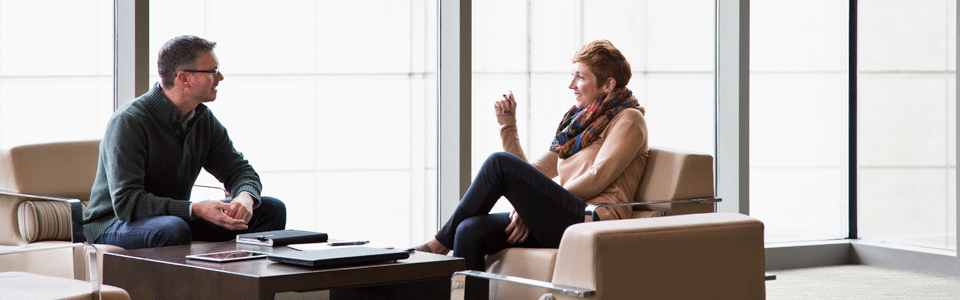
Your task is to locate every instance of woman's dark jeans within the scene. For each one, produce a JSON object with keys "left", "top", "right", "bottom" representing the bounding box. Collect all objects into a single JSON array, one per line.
[{"left": 436, "top": 152, "right": 585, "bottom": 271}]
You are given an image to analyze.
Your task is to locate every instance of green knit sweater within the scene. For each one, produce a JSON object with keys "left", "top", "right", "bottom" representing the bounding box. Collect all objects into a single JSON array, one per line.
[{"left": 83, "top": 83, "right": 262, "bottom": 243}]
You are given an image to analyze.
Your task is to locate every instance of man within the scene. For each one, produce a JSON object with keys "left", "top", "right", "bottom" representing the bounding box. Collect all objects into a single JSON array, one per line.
[{"left": 83, "top": 35, "right": 286, "bottom": 249}]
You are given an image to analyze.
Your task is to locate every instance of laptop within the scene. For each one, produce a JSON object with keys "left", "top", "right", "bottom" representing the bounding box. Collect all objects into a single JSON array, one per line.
[{"left": 267, "top": 246, "right": 411, "bottom": 268}]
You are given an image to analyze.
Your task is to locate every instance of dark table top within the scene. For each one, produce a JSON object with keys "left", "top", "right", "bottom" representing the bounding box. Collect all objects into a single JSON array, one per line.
[{"left": 106, "top": 240, "right": 463, "bottom": 281}]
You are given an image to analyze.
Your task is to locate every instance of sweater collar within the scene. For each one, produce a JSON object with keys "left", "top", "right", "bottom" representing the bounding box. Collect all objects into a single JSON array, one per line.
[{"left": 141, "top": 82, "right": 208, "bottom": 125}]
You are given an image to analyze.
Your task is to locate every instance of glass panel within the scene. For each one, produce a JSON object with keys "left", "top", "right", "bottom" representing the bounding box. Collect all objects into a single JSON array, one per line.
[
  {"left": 471, "top": 0, "right": 716, "bottom": 213},
  {"left": 858, "top": 0, "right": 956, "bottom": 251},
  {"left": 0, "top": 0, "right": 114, "bottom": 148},
  {"left": 149, "top": 0, "right": 439, "bottom": 248},
  {"left": 749, "top": 0, "right": 850, "bottom": 243}
]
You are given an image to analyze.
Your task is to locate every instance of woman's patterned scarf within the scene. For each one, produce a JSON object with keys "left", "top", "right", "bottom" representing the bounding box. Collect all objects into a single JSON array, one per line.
[{"left": 550, "top": 88, "right": 640, "bottom": 159}]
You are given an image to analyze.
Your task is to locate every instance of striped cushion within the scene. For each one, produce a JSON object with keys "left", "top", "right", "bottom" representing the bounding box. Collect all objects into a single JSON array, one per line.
[{"left": 17, "top": 201, "right": 71, "bottom": 242}]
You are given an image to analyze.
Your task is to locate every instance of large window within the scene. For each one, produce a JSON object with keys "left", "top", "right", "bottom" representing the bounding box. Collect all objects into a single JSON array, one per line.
[
  {"left": 471, "top": 0, "right": 716, "bottom": 213},
  {"left": 857, "top": 0, "right": 956, "bottom": 251},
  {"left": 147, "top": 0, "right": 439, "bottom": 248},
  {"left": 2, "top": 0, "right": 439, "bottom": 249},
  {"left": 0, "top": 0, "right": 113, "bottom": 148},
  {"left": 749, "top": 1, "right": 850, "bottom": 243},
  {"left": 751, "top": 0, "right": 958, "bottom": 252}
]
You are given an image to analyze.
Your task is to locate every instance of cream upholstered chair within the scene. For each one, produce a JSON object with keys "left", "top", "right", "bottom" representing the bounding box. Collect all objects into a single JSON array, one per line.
[
  {"left": 0, "top": 140, "right": 121, "bottom": 279},
  {"left": 0, "top": 140, "right": 131, "bottom": 299},
  {"left": 0, "top": 140, "right": 230, "bottom": 280},
  {"left": 451, "top": 147, "right": 767, "bottom": 300}
]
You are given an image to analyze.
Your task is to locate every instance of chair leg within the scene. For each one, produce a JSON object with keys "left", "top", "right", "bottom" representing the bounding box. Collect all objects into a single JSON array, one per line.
[
  {"left": 88, "top": 245, "right": 101, "bottom": 300},
  {"left": 452, "top": 273, "right": 490, "bottom": 300},
  {"left": 464, "top": 275, "right": 489, "bottom": 300}
]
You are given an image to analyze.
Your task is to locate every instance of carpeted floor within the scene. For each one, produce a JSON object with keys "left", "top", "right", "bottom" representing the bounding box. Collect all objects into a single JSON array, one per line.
[{"left": 766, "top": 265, "right": 960, "bottom": 299}]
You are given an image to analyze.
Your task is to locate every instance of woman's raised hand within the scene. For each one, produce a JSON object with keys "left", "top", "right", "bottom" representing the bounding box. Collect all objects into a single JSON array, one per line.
[{"left": 495, "top": 90, "right": 517, "bottom": 116}]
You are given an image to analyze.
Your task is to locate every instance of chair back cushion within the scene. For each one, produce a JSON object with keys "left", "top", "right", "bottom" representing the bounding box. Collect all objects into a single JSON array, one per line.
[
  {"left": 0, "top": 140, "right": 100, "bottom": 203},
  {"left": 634, "top": 147, "right": 715, "bottom": 214}
]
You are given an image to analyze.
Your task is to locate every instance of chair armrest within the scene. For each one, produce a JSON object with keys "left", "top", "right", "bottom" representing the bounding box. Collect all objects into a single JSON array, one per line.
[
  {"left": 0, "top": 189, "right": 85, "bottom": 243},
  {"left": 583, "top": 197, "right": 721, "bottom": 221},
  {"left": 453, "top": 270, "right": 595, "bottom": 297},
  {"left": 0, "top": 241, "right": 81, "bottom": 255}
]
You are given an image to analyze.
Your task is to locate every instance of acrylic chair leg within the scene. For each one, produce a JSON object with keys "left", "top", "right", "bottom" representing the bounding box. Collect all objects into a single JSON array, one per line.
[{"left": 463, "top": 275, "right": 488, "bottom": 300}]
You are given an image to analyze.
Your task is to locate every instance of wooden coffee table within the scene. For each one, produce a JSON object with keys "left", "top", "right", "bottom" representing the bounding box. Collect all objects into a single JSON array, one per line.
[{"left": 102, "top": 241, "right": 464, "bottom": 300}]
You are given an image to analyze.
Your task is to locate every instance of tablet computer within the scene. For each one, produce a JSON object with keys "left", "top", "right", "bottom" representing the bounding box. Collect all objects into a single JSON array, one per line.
[{"left": 186, "top": 250, "right": 268, "bottom": 262}]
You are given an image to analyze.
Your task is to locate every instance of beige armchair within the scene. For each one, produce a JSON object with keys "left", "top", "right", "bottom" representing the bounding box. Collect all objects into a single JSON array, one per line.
[
  {"left": 0, "top": 140, "right": 131, "bottom": 299},
  {"left": 0, "top": 140, "right": 230, "bottom": 282},
  {"left": 451, "top": 147, "right": 767, "bottom": 299},
  {"left": 0, "top": 140, "right": 123, "bottom": 280}
]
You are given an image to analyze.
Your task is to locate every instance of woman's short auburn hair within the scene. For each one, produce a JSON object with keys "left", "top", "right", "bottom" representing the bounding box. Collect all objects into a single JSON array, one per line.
[{"left": 572, "top": 40, "right": 631, "bottom": 89}]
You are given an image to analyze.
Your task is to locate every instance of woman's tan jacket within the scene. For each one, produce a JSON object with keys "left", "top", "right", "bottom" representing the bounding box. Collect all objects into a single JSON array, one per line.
[{"left": 497, "top": 107, "right": 649, "bottom": 220}]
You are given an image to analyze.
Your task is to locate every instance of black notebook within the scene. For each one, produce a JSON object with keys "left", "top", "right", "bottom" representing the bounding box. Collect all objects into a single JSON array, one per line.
[
  {"left": 267, "top": 247, "right": 410, "bottom": 268},
  {"left": 236, "top": 229, "right": 328, "bottom": 246}
]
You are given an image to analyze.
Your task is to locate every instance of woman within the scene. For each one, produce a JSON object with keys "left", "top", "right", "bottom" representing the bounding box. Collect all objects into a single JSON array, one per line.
[{"left": 415, "top": 40, "right": 649, "bottom": 271}]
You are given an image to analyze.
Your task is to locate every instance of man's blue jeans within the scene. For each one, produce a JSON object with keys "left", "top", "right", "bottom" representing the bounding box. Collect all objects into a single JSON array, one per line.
[
  {"left": 96, "top": 196, "right": 286, "bottom": 249},
  {"left": 435, "top": 152, "right": 586, "bottom": 271}
]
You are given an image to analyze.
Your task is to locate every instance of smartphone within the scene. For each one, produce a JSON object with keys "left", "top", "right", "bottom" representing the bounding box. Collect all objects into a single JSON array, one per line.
[{"left": 186, "top": 250, "right": 268, "bottom": 262}]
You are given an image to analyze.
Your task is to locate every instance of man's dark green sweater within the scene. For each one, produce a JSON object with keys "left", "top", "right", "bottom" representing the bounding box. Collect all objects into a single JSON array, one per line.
[{"left": 83, "top": 83, "right": 262, "bottom": 243}]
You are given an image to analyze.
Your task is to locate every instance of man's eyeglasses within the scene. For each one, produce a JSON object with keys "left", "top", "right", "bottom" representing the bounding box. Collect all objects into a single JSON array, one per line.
[{"left": 183, "top": 68, "right": 219, "bottom": 74}]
